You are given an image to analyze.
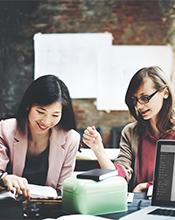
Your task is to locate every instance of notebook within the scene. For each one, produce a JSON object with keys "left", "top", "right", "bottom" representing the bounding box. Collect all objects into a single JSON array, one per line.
[
  {"left": 77, "top": 168, "right": 118, "bottom": 181},
  {"left": 120, "top": 139, "right": 175, "bottom": 220}
]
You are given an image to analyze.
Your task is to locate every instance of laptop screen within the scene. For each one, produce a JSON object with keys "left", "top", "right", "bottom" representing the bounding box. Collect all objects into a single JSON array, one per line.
[{"left": 152, "top": 140, "right": 175, "bottom": 207}]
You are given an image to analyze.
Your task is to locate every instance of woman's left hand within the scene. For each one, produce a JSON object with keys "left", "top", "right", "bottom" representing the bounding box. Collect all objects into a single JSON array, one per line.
[{"left": 133, "top": 182, "right": 148, "bottom": 192}]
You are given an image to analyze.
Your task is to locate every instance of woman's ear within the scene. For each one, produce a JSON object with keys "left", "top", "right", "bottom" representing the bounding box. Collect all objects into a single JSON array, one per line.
[{"left": 163, "top": 87, "right": 169, "bottom": 99}]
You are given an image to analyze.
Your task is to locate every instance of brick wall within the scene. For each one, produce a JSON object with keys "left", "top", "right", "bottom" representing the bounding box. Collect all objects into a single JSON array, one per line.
[{"left": 0, "top": 0, "right": 172, "bottom": 145}]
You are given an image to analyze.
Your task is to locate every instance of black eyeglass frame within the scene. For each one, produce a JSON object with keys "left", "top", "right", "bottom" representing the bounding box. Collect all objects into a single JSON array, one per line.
[{"left": 131, "top": 90, "right": 159, "bottom": 106}]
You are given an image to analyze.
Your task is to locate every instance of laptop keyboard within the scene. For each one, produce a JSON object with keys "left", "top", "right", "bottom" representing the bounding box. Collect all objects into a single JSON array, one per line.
[{"left": 148, "top": 208, "right": 175, "bottom": 217}]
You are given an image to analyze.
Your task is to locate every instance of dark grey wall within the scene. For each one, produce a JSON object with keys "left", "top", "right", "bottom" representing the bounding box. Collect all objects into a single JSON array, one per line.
[{"left": 0, "top": 1, "right": 40, "bottom": 117}]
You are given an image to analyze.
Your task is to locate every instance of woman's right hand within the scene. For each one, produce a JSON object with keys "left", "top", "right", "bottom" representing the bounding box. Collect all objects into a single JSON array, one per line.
[
  {"left": 2, "top": 174, "right": 30, "bottom": 199},
  {"left": 82, "top": 126, "right": 116, "bottom": 170},
  {"left": 82, "top": 126, "right": 104, "bottom": 153}
]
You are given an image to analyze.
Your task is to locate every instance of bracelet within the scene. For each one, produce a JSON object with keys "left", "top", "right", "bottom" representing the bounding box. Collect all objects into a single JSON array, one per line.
[
  {"left": 146, "top": 181, "right": 153, "bottom": 189},
  {"left": 0, "top": 172, "right": 8, "bottom": 180},
  {"left": 0, "top": 172, "right": 8, "bottom": 186},
  {"left": 0, "top": 171, "right": 5, "bottom": 179}
]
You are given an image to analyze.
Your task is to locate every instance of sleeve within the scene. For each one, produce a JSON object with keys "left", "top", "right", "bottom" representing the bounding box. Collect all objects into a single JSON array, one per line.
[
  {"left": 0, "top": 120, "right": 10, "bottom": 171},
  {"left": 114, "top": 163, "right": 127, "bottom": 179},
  {"left": 114, "top": 123, "right": 137, "bottom": 182},
  {"left": 56, "top": 130, "right": 80, "bottom": 190}
]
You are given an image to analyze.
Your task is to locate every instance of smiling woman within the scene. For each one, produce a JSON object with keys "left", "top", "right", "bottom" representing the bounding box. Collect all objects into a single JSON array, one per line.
[{"left": 0, "top": 75, "right": 80, "bottom": 199}]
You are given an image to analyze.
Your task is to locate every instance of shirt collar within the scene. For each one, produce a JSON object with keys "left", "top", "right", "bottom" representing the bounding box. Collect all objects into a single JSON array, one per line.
[{"left": 143, "top": 127, "right": 174, "bottom": 141}]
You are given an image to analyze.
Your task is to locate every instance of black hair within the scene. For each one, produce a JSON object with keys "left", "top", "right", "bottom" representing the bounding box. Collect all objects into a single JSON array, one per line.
[{"left": 16, "top": 74, "right": 76, "bottom": 133}]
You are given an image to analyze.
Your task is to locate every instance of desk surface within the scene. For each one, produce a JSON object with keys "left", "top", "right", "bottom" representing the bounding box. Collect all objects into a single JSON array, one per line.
[
  {"left": 76, "top": 148, "right": 120, "bottom": 161},
  {"left": 0, "top": 186, "right": 151, "bottom": 220},
  {"left": 100, "top": 192, "right": 151, "bottom": 219},
  {"left": 0, "top": 191, "right": 150, "bottom": 219},
  {"left": 75, "top": 148, "right": 120, "bottom": 171},
  {"left": 22, "top": 192, "right": 151, "bottom": 220}
]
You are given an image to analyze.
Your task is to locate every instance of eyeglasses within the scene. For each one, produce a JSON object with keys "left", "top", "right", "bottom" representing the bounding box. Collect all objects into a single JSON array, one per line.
[{"left": 131, "top": 90, "right": 159, "bottom": 106}]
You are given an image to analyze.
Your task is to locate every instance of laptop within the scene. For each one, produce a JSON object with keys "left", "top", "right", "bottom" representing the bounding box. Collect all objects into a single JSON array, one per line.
[{"left": 120, "top": 139, "right": 175, "bottom": 220}]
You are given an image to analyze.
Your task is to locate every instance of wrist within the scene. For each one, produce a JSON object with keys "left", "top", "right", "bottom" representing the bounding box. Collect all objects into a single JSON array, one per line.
[
  {"left": 94, "top": 145, "right": 106, "bottom": 156},
  {"left": 146, "top": 181, "right": 153, "bottom": 189}
]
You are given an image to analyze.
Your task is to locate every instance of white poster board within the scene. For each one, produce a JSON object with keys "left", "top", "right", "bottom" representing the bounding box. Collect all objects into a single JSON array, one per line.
[
  {"left": 97, "top": 45, "right": 173, "bottom": 110},
  {"left": 34, "top": 33, "right": 113, "bottom": 98},
  {"left": 34, "top": 33, "right": 173, "bottom": 110}
]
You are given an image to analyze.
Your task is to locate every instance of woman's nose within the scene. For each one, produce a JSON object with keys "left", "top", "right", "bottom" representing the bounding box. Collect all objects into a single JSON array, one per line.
[
  {"left": 135, "top": 101, "right": 144, "bottom": 110},
  {"left": 40, "top": 117, "right": 52, "bottom": 126}
]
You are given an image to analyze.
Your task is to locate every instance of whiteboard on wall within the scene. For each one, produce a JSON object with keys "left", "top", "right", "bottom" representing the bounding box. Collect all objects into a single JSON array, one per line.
[
  {"left": 34, "top": 32, "right": 113, "bottom": 98},
  {"left": 97, "top": 45, "right": 173, "bottom": 110},
  {"left": 34, "top": 33, "right": 173, "bottom": 110}
]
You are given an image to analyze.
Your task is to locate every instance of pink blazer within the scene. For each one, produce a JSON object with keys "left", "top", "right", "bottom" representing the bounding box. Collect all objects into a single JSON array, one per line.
[{"left": 0, "top": 118, "right": 80, "bottom": 190}]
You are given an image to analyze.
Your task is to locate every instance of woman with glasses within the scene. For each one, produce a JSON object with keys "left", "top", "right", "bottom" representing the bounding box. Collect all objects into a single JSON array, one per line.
[{"left": 82, "top": 66, "right": 175, "bottom": 192}]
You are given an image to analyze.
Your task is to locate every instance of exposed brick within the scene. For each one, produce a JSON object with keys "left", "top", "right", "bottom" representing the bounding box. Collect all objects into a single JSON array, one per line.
[{"left": 0, "top": 0, "right": 173, "bottom": 145}]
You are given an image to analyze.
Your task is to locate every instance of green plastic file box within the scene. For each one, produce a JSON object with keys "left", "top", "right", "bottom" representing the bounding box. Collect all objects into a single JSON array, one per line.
[{"left": 62, "top": 175, "right": 128, "bottom": 215}]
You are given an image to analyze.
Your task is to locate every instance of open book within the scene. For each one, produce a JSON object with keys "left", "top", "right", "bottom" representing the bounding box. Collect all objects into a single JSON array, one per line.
[
  {"left": 0, "top": 184, "right": 60, "bottom": 201},
  {"left": 0, "top": 189, "right": 17, "bottom": 201},
  {"left": 28, "top": 184, "right": 58, "bottom": 199}
]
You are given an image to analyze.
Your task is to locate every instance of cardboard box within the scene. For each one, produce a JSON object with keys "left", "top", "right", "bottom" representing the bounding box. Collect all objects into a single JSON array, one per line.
[{"left": 62, "top": 175, "right": 128, "bottom": 215}]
